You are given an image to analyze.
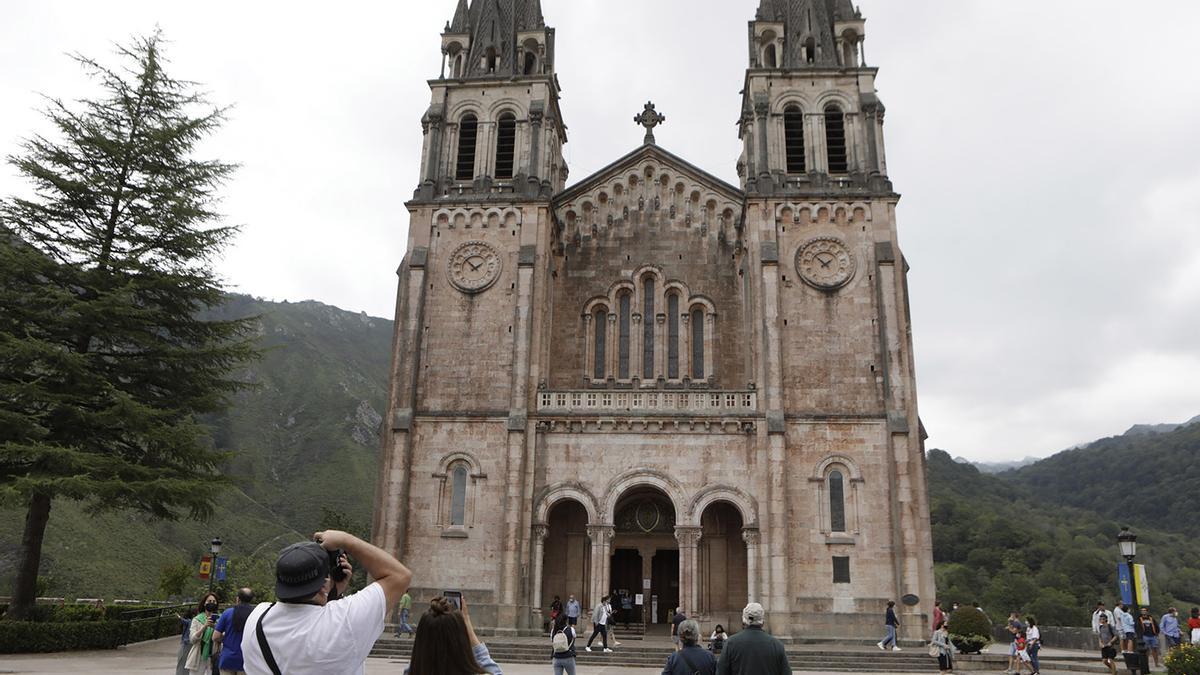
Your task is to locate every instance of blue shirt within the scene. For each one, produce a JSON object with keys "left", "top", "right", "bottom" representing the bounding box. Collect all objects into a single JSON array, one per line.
[
  {"left": 216, "top": 606, "right": 249, "bottom": 671},
  {"left": 1161, "top": 613, "right": 1180, "bottom": 638},
  {"left": 1121, "top": 612, "right": 1135, "bottom": 633}
]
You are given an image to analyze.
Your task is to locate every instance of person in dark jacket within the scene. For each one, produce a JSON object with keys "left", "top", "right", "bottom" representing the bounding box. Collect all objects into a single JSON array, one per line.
[
  {"left": 661, "top": 619, "right": 717, "bottom": 675},
  {"left": 716, "top": 603, "right": 791, "bottom": 675},
  {"left": 877, "top": 600, "right": 901, "bottom": 651}
]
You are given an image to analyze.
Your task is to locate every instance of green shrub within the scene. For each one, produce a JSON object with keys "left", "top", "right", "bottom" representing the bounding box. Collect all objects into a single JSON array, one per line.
[
  {"left": 0, "top": 621, "right": 126, "bottom": 653},
  {"left": 947, "top": 607, "right": 993, "bottom": 653},
  {"left": 1166, "top": 643, "right": 1200, "bottom": 675}
]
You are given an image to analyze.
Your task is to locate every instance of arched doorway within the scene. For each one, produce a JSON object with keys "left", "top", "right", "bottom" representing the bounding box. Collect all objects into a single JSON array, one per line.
[
  {"left": 541, "top": 499, "right": 589, "bottom": 618},
  {"left": 611, "top": 486, "right": 678, "bottom": 625},
  {"left": 698, "top": 501, "right": 747, "bottom": 624}
]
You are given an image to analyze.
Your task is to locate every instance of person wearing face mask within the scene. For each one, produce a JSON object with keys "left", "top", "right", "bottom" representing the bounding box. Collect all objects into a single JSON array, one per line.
[{"left": 187, "top": 593, "right": 221, "bottom": 675}]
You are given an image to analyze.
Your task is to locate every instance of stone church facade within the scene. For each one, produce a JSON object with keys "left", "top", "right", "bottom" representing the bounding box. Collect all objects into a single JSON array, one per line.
[{"left": 373, "top": 0, "right": 935, "bottom": 639}]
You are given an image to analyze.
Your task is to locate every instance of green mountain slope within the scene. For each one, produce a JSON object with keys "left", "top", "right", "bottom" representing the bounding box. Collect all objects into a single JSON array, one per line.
[
  {"left": 1001, "top": 421, "right": 1200, "bottom": 538},
  {"left": 0, "top": 296, "right": 392, "bottom": 600},
  {"left": 928, "top": 448, "right": 1200, "bottom": 626}
]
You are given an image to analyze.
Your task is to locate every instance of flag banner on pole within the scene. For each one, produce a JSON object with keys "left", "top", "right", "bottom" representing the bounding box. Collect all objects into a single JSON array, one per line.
[
  {"left": 1117, "top": 563, "right": 1133, "bottom": 605},
  {"left": 215, "top": 557, "right": 228, "bottom": 582},
  {"left": 199, "top": 554, "right": 213, "bottom": 580},
  {"left": 1134, "top": 564, "right": 1150, "bottom": 606}
]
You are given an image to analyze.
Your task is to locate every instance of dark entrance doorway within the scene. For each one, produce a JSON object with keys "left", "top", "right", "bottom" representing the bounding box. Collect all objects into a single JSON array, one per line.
[
  {"left": 609, "top": 549, "right": 641, "bottom": 626},
  {"left": 651, "top": 549, "right": 679, "bottom": 624}
]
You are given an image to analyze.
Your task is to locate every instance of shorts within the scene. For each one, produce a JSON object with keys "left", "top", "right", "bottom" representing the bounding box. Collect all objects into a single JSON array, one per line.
[
  {"left": 1018, "top": 649, "right": 1031, "bottom": 663},
  {"left": 1009, "top": 641, "right": 1018, "bottom": 656},
  {"left": 568, "top": 616, "right": 578, "bottom": 625},
  {"left": 1101, "top": 646, "right": 1117, "bottom": 659},
  {"left": 1124, "top": 631, "right": 1135, "bottom": 640},
  {"left": 1143, "top": 635, "right": 1159, "bottom": 650},
  {"left": 1166, "top": 634, "right": 1181, "bottom": 648}
]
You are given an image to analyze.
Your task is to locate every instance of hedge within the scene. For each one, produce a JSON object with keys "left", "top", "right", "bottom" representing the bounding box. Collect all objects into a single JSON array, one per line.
[{"left": 0, "top": 616, "right": 181, "bottom": 653}]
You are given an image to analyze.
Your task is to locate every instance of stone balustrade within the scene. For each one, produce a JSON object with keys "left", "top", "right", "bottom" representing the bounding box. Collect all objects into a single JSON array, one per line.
[{"left": 537, "top": 390, "right": 757, "bottom": 415}]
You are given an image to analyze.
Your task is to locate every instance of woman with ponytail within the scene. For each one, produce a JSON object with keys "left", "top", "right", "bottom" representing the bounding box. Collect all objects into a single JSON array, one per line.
[{"left": 405, "top": 596, "right": 502, "bottom": 675}]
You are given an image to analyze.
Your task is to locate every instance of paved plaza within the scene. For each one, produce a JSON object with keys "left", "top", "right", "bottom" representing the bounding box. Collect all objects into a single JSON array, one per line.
[{"left": 0, "top": 637, "right": 950, "bottom": 675}]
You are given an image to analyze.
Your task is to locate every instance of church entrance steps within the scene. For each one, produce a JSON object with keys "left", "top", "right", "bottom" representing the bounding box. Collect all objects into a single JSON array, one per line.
[{"left": 371, "top": 634, "right": 1111, "bottom": 673}]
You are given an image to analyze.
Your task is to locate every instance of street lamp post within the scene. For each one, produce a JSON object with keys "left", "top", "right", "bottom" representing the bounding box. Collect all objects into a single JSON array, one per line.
[
  {"left": 207, "top": 533, "right": 222, "bottom": 590},
  {"left": 1117, "top": 527, "right": 1144, "bottom": 671}
]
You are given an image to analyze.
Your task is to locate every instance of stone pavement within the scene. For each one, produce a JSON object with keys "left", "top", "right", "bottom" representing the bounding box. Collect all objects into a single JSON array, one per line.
[{"left": 0, "top": 637, "right": 936, "bottom": 675}]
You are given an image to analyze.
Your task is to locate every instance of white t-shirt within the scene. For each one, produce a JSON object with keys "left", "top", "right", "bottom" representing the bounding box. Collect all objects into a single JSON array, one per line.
[
  {"left": 242, "top": 583, "right": 386, "bottom": 675},
  {"left": 1027, "top": 626, "right": 1040, "bottom": 644}
]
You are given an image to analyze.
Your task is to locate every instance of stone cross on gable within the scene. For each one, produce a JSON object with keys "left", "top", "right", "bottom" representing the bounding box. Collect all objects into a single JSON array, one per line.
[{"left": 634, "top": 101, "right": 666, "bottom": 145}]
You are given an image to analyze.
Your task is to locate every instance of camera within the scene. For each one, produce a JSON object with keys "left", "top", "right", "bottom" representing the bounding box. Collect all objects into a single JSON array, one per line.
[{"left": 328, "top": 548, "right": 349, "bottom": 582}]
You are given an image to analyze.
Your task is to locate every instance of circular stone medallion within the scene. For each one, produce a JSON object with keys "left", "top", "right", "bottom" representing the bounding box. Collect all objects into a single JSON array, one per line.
[
  {"left": 796, "top": 237, "right": 856, "bottom": 290},
  {"left": 447, "top": 241, "right": 502, "bottom": 294}
]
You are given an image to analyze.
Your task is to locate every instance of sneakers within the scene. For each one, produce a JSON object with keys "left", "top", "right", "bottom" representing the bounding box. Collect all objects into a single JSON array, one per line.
[
  {"left": 892, "top": 646, "right": 902, "bottom": 651},
  {"left": 877, "top": 642, "right": 885, "bottom": 650},
  {"left": 603, "top": 648, "right": 613, "bottom": 652},
  {"left": 584, "top": 646, "right": 592, "bottom": 652}
]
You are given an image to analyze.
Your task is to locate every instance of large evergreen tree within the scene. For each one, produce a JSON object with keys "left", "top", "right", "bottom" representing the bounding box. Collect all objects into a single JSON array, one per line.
[{"left": 0, "top": 33, "right": 257, "bottom": 620}]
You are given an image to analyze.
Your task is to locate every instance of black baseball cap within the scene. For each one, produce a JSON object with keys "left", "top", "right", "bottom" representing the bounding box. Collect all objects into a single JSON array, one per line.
[{"left": 275, "top": 542, "right": 330, "bottom": 601}]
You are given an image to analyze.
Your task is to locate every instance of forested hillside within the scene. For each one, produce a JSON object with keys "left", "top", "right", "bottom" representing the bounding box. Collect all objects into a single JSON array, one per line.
[
  {"left": 929, "top": 448, "right": 1200, "bottom": 626},
  {"left": 0, "top": 296, "right": 391, "bottom": 599},
  {"left": 1003, "top": 421, "right": 1200, "bottom": 538}
]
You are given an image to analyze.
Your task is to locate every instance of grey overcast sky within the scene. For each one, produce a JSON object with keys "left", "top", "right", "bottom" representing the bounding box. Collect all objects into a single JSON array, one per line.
[{"left": 2, "top": 1, "right": 1198, "bottom": 462}]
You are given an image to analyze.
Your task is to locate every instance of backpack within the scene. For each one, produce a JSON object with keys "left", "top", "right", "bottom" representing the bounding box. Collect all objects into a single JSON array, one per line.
[{"left": 553, "top": 627, "right": 570, "bottom": 653}]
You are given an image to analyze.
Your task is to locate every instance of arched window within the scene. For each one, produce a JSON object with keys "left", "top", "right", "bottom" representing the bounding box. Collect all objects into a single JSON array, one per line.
[
  {"left": 593, "top": 307, "right": 607, "bottom": 380},
  {"left": 825, "top": 105, "right": 848, "bottom": 174},
  {"left": 763, "top": 43, "right": 777, "bottom": 68},
  {"left": 828, "top": 470, "right": 846, "bottom": 532},
  {"left": 667, "top": 293, "right": 680, "bottom": 379},
  {"left": 484, "top": 47, "right": 498, "bottom": 73},
  {"left": 453, "top": 54, "right": 465, "bottom": 78},
  {"left": 784, "top": 105, "right": 806, "bottom": 174},
  {"left": 455, "top": 114, "right": 478, "bottom": 181},
  {"left": 495, "top": 113, "right": 516, "bottom": 180},
  {"left": 691, "top": 308, "right": 705, "bottom": 379},
  {"left": 642, "top": 277, "right": 655, "bottom": 379},
  {"left": 524, "top": 51, "right": 537, "bottom": 74},
  {"left": 618, "top": 292, "right": 631, "bottom": 379},
  {"left": 804, "top": 37, "right": 817, "bottom": 64},
  {"left": 450, "top": 464, "right": 468, "bottom": 526}
]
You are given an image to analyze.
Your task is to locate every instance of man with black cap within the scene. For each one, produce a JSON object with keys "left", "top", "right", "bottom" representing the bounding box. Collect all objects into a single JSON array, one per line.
[{"left": 241, "top": 529, "right": 412, "bottom": 675}]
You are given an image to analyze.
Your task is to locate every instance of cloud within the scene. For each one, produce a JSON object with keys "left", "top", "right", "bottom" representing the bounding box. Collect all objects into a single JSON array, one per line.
[{"left": 1, "top": 0, "right": 1197, "bottom": 461}]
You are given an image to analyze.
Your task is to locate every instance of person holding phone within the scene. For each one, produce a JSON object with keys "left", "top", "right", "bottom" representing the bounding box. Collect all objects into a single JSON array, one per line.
[
  {"left": 406, "top": 595, "right": 502, "bottom": 675},
  {"left": 241, "top": 529, "right": 413, "bottom": 675},
  {"left": 185, "top": 593, "right": 220, "bottom": 674}
]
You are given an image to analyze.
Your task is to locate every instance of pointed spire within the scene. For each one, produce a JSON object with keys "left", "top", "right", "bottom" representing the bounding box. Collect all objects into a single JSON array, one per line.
[
  {"left": 518, "top": 0, "right": 545, "bottom": 30},
  {"left": 756, "top": 0, "right": 782, "bottom": 21},
  {"left": 448, "top": 0, "right": 470, "bottom": 33}
]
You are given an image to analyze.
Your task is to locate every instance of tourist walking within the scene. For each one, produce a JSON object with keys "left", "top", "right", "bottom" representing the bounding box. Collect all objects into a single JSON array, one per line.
[
  {"left": 395, "top": 590, "right": 415, "bottom": 637},
  {"left": 716, "top": 603, "right": 790, "bottom": 675},
  {"left": 1113, "top": 602, "right": 1135, "bottom": 652},
  {"left": 1097, "top": 614, "right": 1119, "bottom": 675},
  {"left": 584, "top": 595, "right": 612, "bottom": 652},
  {"left": 606, "top": 594, "right": 621, "bottom": 646},
  {"left": 565, "top": 595, "right": 581, "bottom": 627},
  {"left": 213, "top": 588, "right": 255, "bottom": 675},
  {"left": 405, "top": 596, "right": 502, "bottom": 675},
  {"left": 671, "top": 607, "right": 688, "bottom": 652},
  {"left": 550, "top": 614, "right": 577, "bottom": 675},
  {"left": 931, "top": 600, "right": 945, "bottom": 632},
  {"left": 1004, "top": 611, "right": 1026, "bottom": 674},
  {"left": 661, "top": 619, "right": 717, "bottom": 675},
  {"left": 877, "top": 600, "right": 901, "bottom": 651},
  {"left": 929, "top": 619, "right": 952, "bottom": 675},
  {"left": 1161, "top": 607, "right": 1182, "bottom": 651},
  {"left": 1189, "top": 607, "right": 1200, "bottom": 643},
  {"left": 1026, "top": 616, "right": 1041, "bottom": 675},
  {"left": 1137, "top": 607, "right": 1161, "bottom": 669},
  {"left": 1091, "top": 602, "right": 1115, "bottom": 635}
]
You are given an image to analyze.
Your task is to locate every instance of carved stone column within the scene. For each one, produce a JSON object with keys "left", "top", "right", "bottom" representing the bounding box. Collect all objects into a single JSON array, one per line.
[
  {"left": 742, "top": 528, "right": 761, "bottom": 606},
  {"left": 586, "top": 525, "right": 614, "bottom": 609},
  {"left": 675, "top": 526, "right": 702, "bottom": 615},
  {"left": 530, "top": 524, "right": 549, "bottom": 625}
]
